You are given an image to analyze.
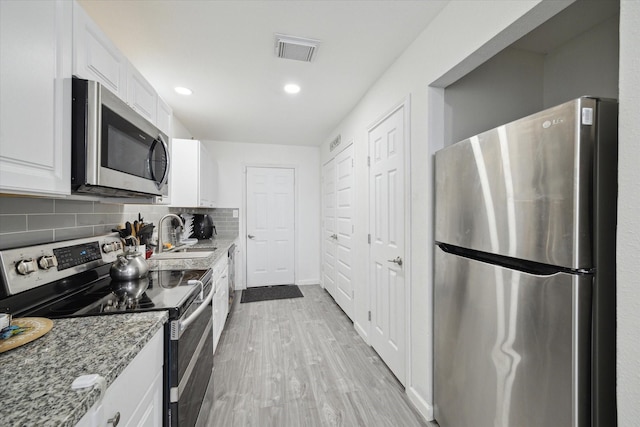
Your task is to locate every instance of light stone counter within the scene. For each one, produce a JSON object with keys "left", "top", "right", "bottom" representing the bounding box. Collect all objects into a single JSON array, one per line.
[
  {"left": 147, "top": 235, "right": 238, "bottom": 271},
  {"left": 0, "top": 311, "right": 167, "bottom": 427}
]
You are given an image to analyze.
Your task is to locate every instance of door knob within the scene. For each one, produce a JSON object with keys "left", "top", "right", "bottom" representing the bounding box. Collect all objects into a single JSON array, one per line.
[
  {"left": 107, "top": 412, "right": 121, "bottom": 426},
  {"left": 331, "top": 234, "right": 338, "bottom": 240},
  {"left": 387, "top": 256, "right": 403, "bottom": 267},
  {"left": 248, "top": 234, "right": 255, "bottom": 239}
]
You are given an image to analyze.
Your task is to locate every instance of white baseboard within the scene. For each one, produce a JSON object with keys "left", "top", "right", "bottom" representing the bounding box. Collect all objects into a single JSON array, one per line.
[
  {"left": 407, "top": 386, "right": 434, "bottom": 422},
  {"left": 296, "top": 279, "right": 320, "bottom": 286},
  {"left": 354, "top": 321, "right": 368, "bottom": 343}
]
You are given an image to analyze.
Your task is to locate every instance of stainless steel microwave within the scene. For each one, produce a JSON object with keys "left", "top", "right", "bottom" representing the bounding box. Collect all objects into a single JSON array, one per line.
[{"left": 71, "top": 78, "right": 170, "bottom": 198}]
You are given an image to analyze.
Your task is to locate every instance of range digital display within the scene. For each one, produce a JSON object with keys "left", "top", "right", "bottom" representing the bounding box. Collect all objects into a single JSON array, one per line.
[{"left": 53, "top": 242, "right": 102, "bottom": 270}]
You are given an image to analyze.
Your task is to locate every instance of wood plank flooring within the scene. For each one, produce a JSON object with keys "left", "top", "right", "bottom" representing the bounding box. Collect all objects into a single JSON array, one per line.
[{"left": 196, "top": 285, "right": 435, "bottom": 427}]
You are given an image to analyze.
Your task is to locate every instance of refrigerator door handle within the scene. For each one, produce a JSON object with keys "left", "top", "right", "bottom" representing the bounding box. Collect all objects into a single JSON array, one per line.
[{"left": 387, "top": 256, "right": 403, "bottom": 267}]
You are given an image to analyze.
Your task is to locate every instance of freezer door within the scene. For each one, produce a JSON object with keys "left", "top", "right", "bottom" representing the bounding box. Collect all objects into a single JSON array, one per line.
[
  {"left": 434, "top": 247, "right": 591, "bottom": 427},
  {"left": 435, "top": 97, "right": 611, "bottom": 269}
]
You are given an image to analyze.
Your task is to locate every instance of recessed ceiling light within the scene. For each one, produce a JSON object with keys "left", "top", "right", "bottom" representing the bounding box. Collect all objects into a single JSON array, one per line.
[
  {"left": 174, "top": 86, "right": 192, "bottom": 95},
  {"left": 284, "top": 84, "right": 301, "bottom": 94}
]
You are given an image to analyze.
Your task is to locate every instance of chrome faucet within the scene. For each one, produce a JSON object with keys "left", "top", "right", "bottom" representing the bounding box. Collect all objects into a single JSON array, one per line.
[{"left": 157, "top": 214, "right": 184, "bottom": 253}]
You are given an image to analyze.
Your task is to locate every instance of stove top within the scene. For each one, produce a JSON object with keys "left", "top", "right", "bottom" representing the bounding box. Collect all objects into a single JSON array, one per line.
[
  {"left": 0, "top": 235, "right": 212, "bottom": 320},
  {"left": 23, "top": 269, "right": 209, "bottom": 320}
]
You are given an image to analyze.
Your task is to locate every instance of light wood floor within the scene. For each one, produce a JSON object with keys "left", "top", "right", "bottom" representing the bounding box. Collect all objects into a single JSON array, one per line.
[{"left": 197, "top": 285, "right": 436, "bottom": 427}]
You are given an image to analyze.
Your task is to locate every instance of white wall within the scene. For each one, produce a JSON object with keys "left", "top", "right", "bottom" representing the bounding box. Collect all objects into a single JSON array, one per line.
[
  {"left": 444, "top": 14, "right": 618, "bottom": 146},
  {"left": 617, "top": 1, "right": 640, "bottom": 425},
  {"left": 171, "top": 115, "right": 193, "bottom": 139},
  {"left": 444, "top": 47, "right": 544, "bottom": 144},
  {"left": 203, "top": 140, "right": 320, "bottom": 287},
  {"left": 543, "top": 15, "right": 619, "bottom": 108},
  {"left": 320, "top": 0, "right": 578, "bottom": 420}
]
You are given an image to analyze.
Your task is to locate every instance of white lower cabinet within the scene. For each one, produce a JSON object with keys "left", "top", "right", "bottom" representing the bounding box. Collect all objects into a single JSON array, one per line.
[
  {"left": 210, "top": 255, "right": 229, "bottom": 354},
  {"left": 75, "top": 328, "right": 164, "bottom": 427},
  {"left": 213, "top": 265, "right": 229, "bottom": 352}
]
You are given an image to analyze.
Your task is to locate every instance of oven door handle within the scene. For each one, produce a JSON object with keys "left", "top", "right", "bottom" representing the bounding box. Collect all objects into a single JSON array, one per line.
[{"left": 179, "top": 280, "right": 214, "bottom": 332}]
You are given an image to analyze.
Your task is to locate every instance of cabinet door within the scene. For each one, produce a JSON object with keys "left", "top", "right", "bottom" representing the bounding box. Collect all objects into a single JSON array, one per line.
[
  {"left": 127, "top": 63, "right": 157, "bottom": 124},
  {"left": 170, "top": 139, "right": 199, "bottom": 207},
  {"left": 0, "top": 0, "right": 72, "bottom": 196},
  {"left": 169, "top": 139, "right": 217, "bottom": 208},
  {"left": 156, "top": 95, "right": 173, "bottom": 136},
  {"left": 72, "top": 2, "right": 127, "bottom": 99},
  {"left": 198, "top": 143, "right": 216, "bottom": 208},
  {"left": 101, "top": 328, "right": 163, "bottom": 427},
  {"left": 213, "top": 265, "right": 229, "bottom": 352}
]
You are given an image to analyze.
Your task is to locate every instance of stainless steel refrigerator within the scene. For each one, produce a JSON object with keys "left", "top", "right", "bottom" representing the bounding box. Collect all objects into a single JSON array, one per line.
[{"left": 434, "top": 97, "right": 617, "bottom": 427}]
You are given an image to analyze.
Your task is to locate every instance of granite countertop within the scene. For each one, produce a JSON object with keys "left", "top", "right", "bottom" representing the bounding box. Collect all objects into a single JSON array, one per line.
[
  {"left": 0, "top": 311, "right": 167, "bottom": 427},
  {"left": 147, "top": 235, "right": 238, "bottom": 270}
]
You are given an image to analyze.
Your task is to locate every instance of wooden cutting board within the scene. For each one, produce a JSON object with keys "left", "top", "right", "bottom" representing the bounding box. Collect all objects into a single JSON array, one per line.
[{"left": 0, "top": 317, "right": 53, "bottom": 353}]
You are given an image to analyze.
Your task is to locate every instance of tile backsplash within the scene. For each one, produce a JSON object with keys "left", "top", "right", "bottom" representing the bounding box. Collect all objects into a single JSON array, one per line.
[
  {"left": 172, "top": 207, "right": 240, "bottom": 237},
  {"left": 207, "top": 208, "right": 240, "bottom": 236},
  {"left": 0, "top": 196, "right": 239, "bottom": 250}
]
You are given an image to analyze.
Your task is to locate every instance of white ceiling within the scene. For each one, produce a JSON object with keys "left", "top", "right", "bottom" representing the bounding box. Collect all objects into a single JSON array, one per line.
[{"left": 78, "top": 0, "right": 449, "bottom": 146}]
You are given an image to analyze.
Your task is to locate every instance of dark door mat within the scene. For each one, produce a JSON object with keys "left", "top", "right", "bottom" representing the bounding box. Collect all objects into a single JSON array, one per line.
[{"left": 240, "top": 285, "right": 303, "bottom": 303}]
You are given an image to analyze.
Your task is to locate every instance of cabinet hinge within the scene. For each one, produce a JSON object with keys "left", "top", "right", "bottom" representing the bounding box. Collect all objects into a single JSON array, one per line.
[
  {"left": 352, "top": 158, "right": 354, "bottom": 167},
  {"left": 367, "top": 234, "right": 371, "bottom": 244},
  {"left": 367, "top": 156, "right": 371, "bottom": 167},
  {"left": 368, "top": 311, "right": 371, "bottom": 321}
]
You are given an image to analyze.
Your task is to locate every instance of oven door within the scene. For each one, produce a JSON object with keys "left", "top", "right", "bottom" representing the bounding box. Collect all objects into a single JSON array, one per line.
[
  {"left": 72, "top": 78, "right": 170, "bottom": 197},
  {"left": 167, "top": 279, "right": 214, "bottom": 427}
]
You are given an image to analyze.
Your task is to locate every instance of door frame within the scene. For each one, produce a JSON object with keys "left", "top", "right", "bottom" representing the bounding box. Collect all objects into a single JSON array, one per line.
[
  {"left": 366, "top": 95, "right": 412, "bottom": 385},
  {"left": 241, "top": 163, "right": 298, "bottom": 289}
]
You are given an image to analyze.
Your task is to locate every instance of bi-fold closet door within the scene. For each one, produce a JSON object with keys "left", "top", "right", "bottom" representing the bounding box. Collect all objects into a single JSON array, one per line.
[{"left": 321, "top": 144, "right": 355, "bottom": 320}]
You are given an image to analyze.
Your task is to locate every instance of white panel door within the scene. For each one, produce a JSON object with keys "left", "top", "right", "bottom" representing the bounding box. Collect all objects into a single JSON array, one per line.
[
  {"left": 334, "top": 145, "right": 355, "bottom": 319},
  {"left": 322, "top": 159, "right": 337, "bottom": 297},
  {"left": 369, "top": 106, "right": 406, "bottom": 384},
  {"left": 246, "top": 167, "right": 295, "bottom": 287}
]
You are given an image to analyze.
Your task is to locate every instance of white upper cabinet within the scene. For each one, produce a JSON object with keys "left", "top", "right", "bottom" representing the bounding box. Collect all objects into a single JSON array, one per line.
[
  {"left": 127, "top": 63, "right": 157, "bottom": 124},
  {"left": 156, "top": 95, "right": 173, "bottom": 137},
  {"left": 73, "top": 1, "right": 171, "bottom": 133},
  {"left": 170, "top": 139, "right": 218, "bottom": 208},
  {"left": 0, "top": 0, "right": 72, "bottom": 196},
  {"left": 72, "top": 1, "right": 127, "bottom": 99},
  {"left": 199, "top": 143, "right": 219, "bottom": 207}
]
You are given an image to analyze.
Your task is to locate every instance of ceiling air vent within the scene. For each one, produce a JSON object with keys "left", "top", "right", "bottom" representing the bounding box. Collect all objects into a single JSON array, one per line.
[{"left": 275, "top": 34, "right": 320, "bottom": 62}]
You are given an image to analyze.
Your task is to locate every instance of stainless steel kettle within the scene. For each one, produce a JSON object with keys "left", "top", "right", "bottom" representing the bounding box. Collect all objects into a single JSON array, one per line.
[{"left": 110, "top": 250, "right": 149, "bottom": 280}]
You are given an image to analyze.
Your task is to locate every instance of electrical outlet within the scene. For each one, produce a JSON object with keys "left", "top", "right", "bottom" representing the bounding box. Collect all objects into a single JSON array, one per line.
[{"left": 233, "top": 209, "right": 239, "bottom": 218}]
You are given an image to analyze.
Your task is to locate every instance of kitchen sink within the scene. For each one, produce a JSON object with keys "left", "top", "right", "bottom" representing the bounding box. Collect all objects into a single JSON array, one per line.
[
  {"left": 184, "top": 247, "right": 217, "bottom": 252},
  {"left": 150, "top": 250, "right": 214, "bottom": 260}
]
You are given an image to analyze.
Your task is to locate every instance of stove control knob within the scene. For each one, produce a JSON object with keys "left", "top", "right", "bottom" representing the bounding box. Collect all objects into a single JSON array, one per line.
[
  {"left": 38, "top": 255, "right": 58, "bottom": 270},
  {"left": 102, "top": 241, "right": 122, "bottom": 253},
  {"left": 16, "top": 259, "right": 38, "bottom": 275}
]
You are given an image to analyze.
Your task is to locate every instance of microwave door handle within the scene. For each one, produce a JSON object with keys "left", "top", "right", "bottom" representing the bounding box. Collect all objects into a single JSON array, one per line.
[
  {"left": 157, "top": 134, "right": 170, "bottom": 188},
  {"left": 149, "top": 135, "right": 170, "bottom": 189},
  {"left": 179, "top": 280, "right": 213, "bottom": 332}
]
